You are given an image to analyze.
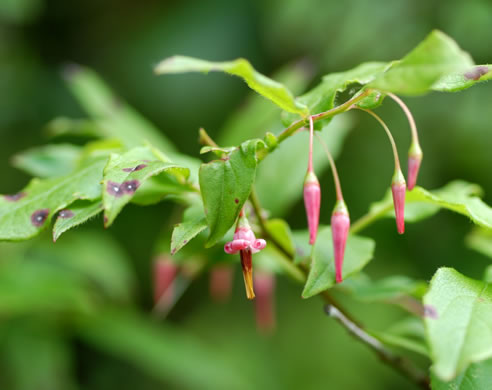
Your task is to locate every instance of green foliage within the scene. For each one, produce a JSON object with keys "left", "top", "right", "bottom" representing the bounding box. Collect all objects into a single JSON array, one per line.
[
  {"left": 199, "top": 139, "right": 264, "bottom": 246},
  {"left": 431, "top": 358, "right": 492, "bottom": 390},
  {"left": 154, "top": 56, "right": 309, "bottom": 115},
  {"left": 302, "top": 227, "right": 375, "bottom": 298},
  {"left": 52, "top": 200, "right": 102, "bottom": 242},
  {"left": 432, "top": 64, "right": 491, "bottom": 92},
  {"left": 425, "top": 268, "right": 492, "bottom": 381}
]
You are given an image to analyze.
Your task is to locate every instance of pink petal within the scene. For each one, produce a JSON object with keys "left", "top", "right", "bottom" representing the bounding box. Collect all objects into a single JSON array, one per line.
[
  {"left": 254, "top": 271, "right": 276, "bottom": 333},
  {"left": 251, "top": 239, "right": 266, "bottom": 254},
  {"left": 331, "top": 211, "right": 350, "bottom": 284},
  {"left": 209, "top": 265, "right": 234, "bottom": 303},
  {"left": 304, "top": 174, "right": 321, "bottom": 245},
  {"left": 153, "top": 256, "right": 178, "bottom": 305},
  {"left": 391, "top": 182, "right": 406, "bottom": 234},
  {"left": 407, "top": 154, "right": 422, "bottom": 191}
]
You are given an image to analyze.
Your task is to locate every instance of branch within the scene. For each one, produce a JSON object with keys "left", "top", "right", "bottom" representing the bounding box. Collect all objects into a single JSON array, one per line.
[{"left": 324, "top": 304, "right": 430, "bottom": 389}]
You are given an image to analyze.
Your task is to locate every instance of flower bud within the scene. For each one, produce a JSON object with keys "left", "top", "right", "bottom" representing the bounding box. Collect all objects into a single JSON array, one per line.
[
  {"left": 304, "top": 171, "right": 321, "bottom": 245},
  {"left": 153, "top": 256, "right": 178, "bottom": 306},
  {"left": 391, "top": 169, "right": 406, "bottom": 234},
  {"left": 254, "top": 271, "right": 276, "bottom": 333},
  {"left": 331, "top": 200, "right": 350, "bottom": 284},
  {"left": 209, "top": 264, "right": 234, "bottom": 303},
  {"left": 407, "top": 141, "right": 423, "bottom": 191}
]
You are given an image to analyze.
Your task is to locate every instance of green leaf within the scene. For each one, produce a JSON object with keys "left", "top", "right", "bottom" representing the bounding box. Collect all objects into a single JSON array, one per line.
[
  {"left": 369, "top": 30, "right": 474, "bottom": 95},
  {"left": 431, "top": 358, "right": 492, "bottom": 390},
  {"left": 282, "top": 62, "right": 388, "bottom": 127},
  {"left": 340, "top": 273, "right": 427, "bottom": 302},
  {"left": 154, "top": 56, "right": 308, "bottom": 115},
  {"left": 130, "top": 174, "right": 195, "bottom": 206},
  {"left": 77, "top": 309, "right": 249, "bottom": 390},
  {"left": 45, "top": 117, "right": 102, "bottom": 139},
  {"left": 171, "top": 217, "right": 207, "bottom": 255},
  {"left": 63, "top": 64, "right": 176, "bottom": 154},
  {"left": 0, "top": 157, "right": 106, "bottom": 241},
  {"left": 11, "top": 144, "right": 82, "bottom": 178},
  {"left": 199, "top": 139, "right": 264, "bottom": 247},
  {"left": 424, "top": 267, "right": 492, "bottom": 381},
  {"left": 52, "top": 200, "right": 103, "bottom": 242},
  {"left": 265, "top": 218, "right": 295, "bottom": 257},
  {"left": 302, "top": 226, "right": 375, "bottom": 298},
  {"left": 256, "top": 115, "right": 352, "bottom": 216},
  {"left": 102, "top": 146, "right": 189, "bottom": 227},
  {"left": 368, "top": 181, "right": 492, "bottom": 229},
  {"left": 484, "top": 266, "right": 492, "bottom": 284},
  {"left": 432, "top": 64, "right": 491, "bottom": 92},
  {"left": 465, "top": 227, "right": 492, "bottom": 259},
  {"left": 371, "top": 317, "right": 429, "bottom": 357}
]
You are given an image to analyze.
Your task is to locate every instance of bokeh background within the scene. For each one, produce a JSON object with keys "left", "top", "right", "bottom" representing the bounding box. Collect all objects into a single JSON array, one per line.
[{"left": 1, "top": 0, "right": 492, "bottom": 389}]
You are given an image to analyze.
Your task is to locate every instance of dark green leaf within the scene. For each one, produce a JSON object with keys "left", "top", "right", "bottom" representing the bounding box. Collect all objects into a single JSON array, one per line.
[
  {"left": 302, "top": 226, "right": 375, "bottom": 298},
  {"left": 431, "top": 358, "right": 492, "bottom": 390},
  {"left": 77, "top": 309, "right": 249, "bottom": 390},
  {"left": 370, "top": 30, "right": 474, "bottom": 95},
  {"left": 199, "top": 139, "right": 264, "bottom": 247},
  {"left": 52, "top": 200, "right": 103, "bottom": 242},
  {"left": 171, "top": 217, "right": 207, "bottom": 255},
  {"left": 155, "top": 56, "right": 308, "bottom": 115},
  {"left": 432, "top": 64, "right": 491, "bottom": 92},
  {"left": 11, "top": 144, "right": 82, "bottom": 178},
  {"left": 424, "top": 267, "right": 492, "bottom": 381},
  {"left": 0, "top": 157, "right": 106, "bottom": 241},
  {"left": 102, "top": 146, "right": 189, "bottom": 227}
]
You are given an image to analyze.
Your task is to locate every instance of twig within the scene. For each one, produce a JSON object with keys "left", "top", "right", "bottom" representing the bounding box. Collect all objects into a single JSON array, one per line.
[{"left": 324, "top": 304, "right": 430, "bottom": 389}]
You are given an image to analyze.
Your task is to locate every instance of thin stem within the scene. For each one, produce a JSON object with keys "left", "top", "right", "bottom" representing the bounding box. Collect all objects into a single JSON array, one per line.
[
  {"left": 350, "top": 202, "right": 394, "bottom": 234},
  {"left": 199, "top": 127, "right": 219, "bottom": 148},
  {"left": 356, "top": 108, "right": 401, "bottom": 172},
  {"left": 308, "top": 116, "right": 314, "bottom": 173},
  {"left": 387, "top": 93, "right": 419, "bottom": 144},
  {"left": 324, "top": 305, "right": 430, "bottom": 389},
  {"left": 315, "top": 132, "right": 343, "bottom": 201}
]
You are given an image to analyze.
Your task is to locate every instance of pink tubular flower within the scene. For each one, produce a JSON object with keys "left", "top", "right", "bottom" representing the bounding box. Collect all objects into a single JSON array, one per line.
[
  {"left": 224, "top": 214, "right": 266, "bottom": 300},
  {"left": 407, "top": 142, "right": 423, "bottom": 191},
  {"left": 331, "top": 200, "right": 350, "bottom": 284},
  {"left": 391, "top": 169, "right": 407, "bottom": 234},
  {"left": 304, "top": 171, "right": 321, "bottom": 245},
  {"left": 209, "top": 264, "right": 234, "bottom": 303},
  {"left": 254, "top": 270, "right": 276, "bottom": 333},
  {"left": 153, "top": 256, "right": 178, "bottom": 306}
]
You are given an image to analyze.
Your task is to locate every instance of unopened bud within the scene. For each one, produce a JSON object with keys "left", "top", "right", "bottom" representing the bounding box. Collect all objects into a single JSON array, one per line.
[
  {"left": 304, "top": 171, "right": 321, "bottom": 245},
  {"left": 153, "top": 256, "right": 178, "bottom": 306},
  {"left": 254, "top": 271, "right": 276, "bottom": 333},
  {"left": 209, "top": 264, "right": 234, "bottom": 303},
  {"left": 407, "top": 142, "right": 423, "bottom": 190},
  {"left": 391, "top": 169, "right": 406, "bottom": 234},
  {"left": 331, "top": 200, "right": 350, "bottom": 284}
]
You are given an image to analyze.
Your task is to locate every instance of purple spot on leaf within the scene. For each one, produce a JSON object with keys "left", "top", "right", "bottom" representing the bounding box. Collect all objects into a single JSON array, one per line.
[
  {"left": 4, "top": 192, "right": 26, "bottom": 202},
  {"left": 59, "top": 209, "right": 74, "bottom": 219},
  {"left": 31, "top": 209, "right": 50, "bottom": 227},
  {"left": 122, "top": 164, "right": 147, "bottom": 173},
  {"left": 423, "top": 304, "right": 438, "bottom": 319},
  {"left": 107, "top": 181, "right": 123, "bottom": 197},
  {"left": 234, "top": 198, "right": 239, "bottom": 204},
  {"left": 464, "top": 66, "right": 489, "bottom": 81},
  {"left": 183, "top": 239, "right": 188, "bottom": 244},
  {"left": 122, "top": 180, "right": 140, "bottom": 194}
]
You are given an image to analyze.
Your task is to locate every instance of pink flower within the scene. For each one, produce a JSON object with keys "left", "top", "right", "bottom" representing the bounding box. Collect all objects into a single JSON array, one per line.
[
  {"left": 407, "top": 150, "right": 422, "bottom": 191},
  {"left": 304, "top": 171, "right": 321, "bottom": 245},
  {"left": 224, "top": 217, "right": 266, "bottom": 300},
  {"left": 153, "top": 256, "right": 178, "bottom": 306},
  {"left": 209, "top": 265, "right": 234, "bottom": 303},
  {"left": 391, "top": 169, "right": 406, "bottom": 234},
  {"left": 254, "top": 271, "right": 276, "bottom": 333},
  {"left": 331, "top": 200, "right": 350, "bottom": 284}
]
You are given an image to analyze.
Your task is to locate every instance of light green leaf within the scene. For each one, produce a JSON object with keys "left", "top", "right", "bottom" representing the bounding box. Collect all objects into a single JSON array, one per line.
[
  {"left": 265, "top": 218, "right": 295, "bottom": 257},
  {"left": 484, "top": 266, "right": 492, "bottom": 284},
  {"left": 45, "top": 117, "right": 102, "bottom": 139},
  {"left": 432, "top": 64, "right": 491, "bottom": 92},
  {"left": 130, "top": 174, "right": 196, "bottom": 206},
  {"left": 52, "top": 200, "right": 103, "bottom": 242},
  {"left": 154, "top": 55, "right": 308, "bottom": 115},
  {"left": 340, "top": 273, "right": 427, "bottom": 302},
  {"left": 11, "top": 144, "right": 82, "bottom": 178},
  {"left": 102, "top": 146, "right": 189, "bottom": 227},
  {"left": 63, "top": 64, "right": 176, "bottom": 154},
  {"left": 302, "top": 226, "right": 375, "bottom": 298},
  {"left": 77, "top": 309, "right": 249, "bottom": 390},
  {"left": 431, "top": 358, "right": 492, "bottom": 390},
  {"left": 282, "top": 62, "right": 388, "bottom": 127},
  {"left": 370, "top": 30, "right": 474, "bottom": 95},
  {"left": 199, "top": 139, "right": 264, "bottom": 247},
  {"left": 367, "top": 181, "right": 492, "bottom": 229},
  {"left": 0, "top": 157, "right": 106, "bottom": 241},
  {"left": 256, "top": 115, "right": 352, "bottom": 216},
  {"left": 424, "top": 267, "right": 492, "bottom": 381},
  {"left": 171, "top": 217, "right": 207, "bottom": 255},
  {"left": 371, "top": 317, "right": 429, "bottom": 357},
  {"left": 465, "top": 227, "right": 492, "bottom": 259}
]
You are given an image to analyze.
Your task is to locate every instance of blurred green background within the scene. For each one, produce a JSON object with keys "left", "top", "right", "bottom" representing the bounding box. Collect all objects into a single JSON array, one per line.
[{"left": 1, "top": 0, "right": 491, "bottom": 389}]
